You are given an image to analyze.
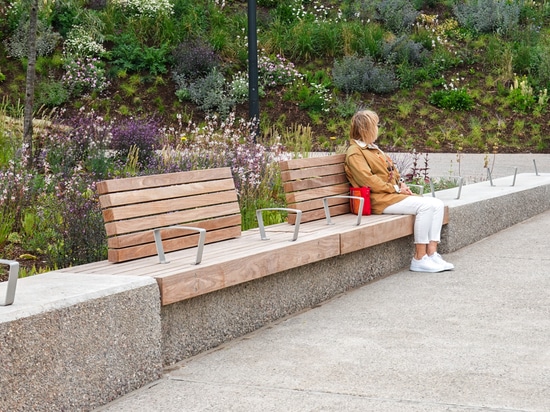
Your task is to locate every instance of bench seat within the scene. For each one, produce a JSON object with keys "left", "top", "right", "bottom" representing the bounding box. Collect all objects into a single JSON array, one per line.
[
  {"left": 62, "top": 227, "right": 340, "bottom": 305},
  {"left": 63, "top": 210, "right": 447, "bottom": 305}
]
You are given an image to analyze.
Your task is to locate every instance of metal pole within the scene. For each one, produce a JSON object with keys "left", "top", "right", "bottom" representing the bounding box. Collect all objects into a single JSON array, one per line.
[{"left": 248, "top": 0, "right": 260, "bottom": 140}]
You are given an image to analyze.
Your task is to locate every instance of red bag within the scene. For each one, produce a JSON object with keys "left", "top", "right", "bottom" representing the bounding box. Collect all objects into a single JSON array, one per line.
[{"left": 350, "top": 186, "right": 371, "bottom": 215}]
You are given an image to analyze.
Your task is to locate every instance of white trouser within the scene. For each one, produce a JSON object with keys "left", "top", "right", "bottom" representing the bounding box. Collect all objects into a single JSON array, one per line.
[{"left": 382, "top": 196, "right": 444, "bottom": 244}]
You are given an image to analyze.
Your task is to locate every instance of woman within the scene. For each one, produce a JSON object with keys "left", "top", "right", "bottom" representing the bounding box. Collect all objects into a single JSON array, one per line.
[{"left": 344, "top": 110, "right": 454, "bottom": 273}]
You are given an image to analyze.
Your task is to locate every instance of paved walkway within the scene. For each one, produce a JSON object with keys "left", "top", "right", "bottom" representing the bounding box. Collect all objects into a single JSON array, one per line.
[{"left": 97, "top": 207, "right": 550, "bottom": 412}]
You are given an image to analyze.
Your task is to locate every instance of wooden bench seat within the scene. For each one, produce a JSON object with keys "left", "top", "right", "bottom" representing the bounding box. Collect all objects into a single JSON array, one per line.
[{"left": 64, "top": 226, "right": 340, "bottom": 305}]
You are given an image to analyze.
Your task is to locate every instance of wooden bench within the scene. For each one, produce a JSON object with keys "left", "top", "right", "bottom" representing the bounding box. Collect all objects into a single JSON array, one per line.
[
  {"left": 277, "top": 154, "right": 449, "bottom": 255},
  {"left": 63, "top": 155, "right": 448, "bottom": 307},
  {"left": 65, "top": 167, "right": 335, "bottom": 305},
  {"left": 97, "top": 167, "right": 242, "bottom": 264}
]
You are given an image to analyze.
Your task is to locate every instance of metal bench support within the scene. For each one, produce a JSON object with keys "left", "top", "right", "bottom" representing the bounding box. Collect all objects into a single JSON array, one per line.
[
  {"left": 256, "top": 208, "right": 302, "bottom": 241},
  {"left": 154, "top": 226, "right": 206, "bottom": 265},
  {"left": 323, "top": 195, "right": 363, "bottom": 226},
  {"left": 0, "top": 259, "right": 19, "bottom": 306}
]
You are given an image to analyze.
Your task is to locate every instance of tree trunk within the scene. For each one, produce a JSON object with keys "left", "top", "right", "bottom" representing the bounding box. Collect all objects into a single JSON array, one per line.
[{"left": 23, "top": 0, "right": 38, "bottom": 170}]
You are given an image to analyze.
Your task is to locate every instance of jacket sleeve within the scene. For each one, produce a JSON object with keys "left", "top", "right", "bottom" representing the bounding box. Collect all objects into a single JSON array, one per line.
[{"left": 346, "top": 152, "right": 397, "bottom": 194}]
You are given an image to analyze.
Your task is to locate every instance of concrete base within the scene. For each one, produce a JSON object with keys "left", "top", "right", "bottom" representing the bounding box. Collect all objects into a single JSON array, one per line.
[
  {"left": 0, "top": 272, "right": 162, "bottom": 412},
  {"left": 437, "top": 173, "right": 550, "bottom": 253},
  {"left": 1, "top": 172, "right": 549, "bottom": 410},
  {"left": 161, "top": 236, "right": 413, "bottom": 365}
]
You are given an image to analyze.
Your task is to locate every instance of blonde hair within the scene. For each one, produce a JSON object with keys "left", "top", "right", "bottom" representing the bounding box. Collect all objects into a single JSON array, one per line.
[{"left": 350, "top": 110, "right": 379, "bottom": 144}]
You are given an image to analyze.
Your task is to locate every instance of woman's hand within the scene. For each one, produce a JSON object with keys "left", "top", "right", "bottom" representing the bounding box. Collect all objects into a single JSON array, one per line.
[{"left": 400, "top": 182, "right": 414, "bottom": 195}]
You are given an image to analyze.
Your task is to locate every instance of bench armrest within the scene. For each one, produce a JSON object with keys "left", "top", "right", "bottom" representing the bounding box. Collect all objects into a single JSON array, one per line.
[
  {"left": 256, "top": 208, "right": 302, "bottom": 241},
  {"left": 322, "top": 195, "right": 363, "bottom": 226},
  {"left": 153, "top": 226, "right": 206, "bottom": 265},
  {"left": 0, "top": 259, "right": 19, "bottom": 306},
  {"left": 408, "top": 184, "right": 424, "bottom": 195}
]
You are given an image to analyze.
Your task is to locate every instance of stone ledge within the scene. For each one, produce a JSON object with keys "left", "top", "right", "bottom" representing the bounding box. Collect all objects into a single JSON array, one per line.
[
  {"left": 0, "top": 272, "right": 162, "bottom": 412},
  {"left": 436, "top": 173, "right": 550, "bottom": 252}
]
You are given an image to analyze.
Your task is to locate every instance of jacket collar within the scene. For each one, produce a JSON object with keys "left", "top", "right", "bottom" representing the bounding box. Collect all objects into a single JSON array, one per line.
[{"left": 354, "top": 139, "right": 378, "bottom": 150}]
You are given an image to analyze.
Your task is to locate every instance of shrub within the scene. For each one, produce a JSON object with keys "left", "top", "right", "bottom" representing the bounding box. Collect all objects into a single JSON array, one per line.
[
  {"left": 51, "top": 0, "right": 81, "bottom": 37},
  {"left": 229, "top": 71, "right": 250, "bottom": 104},
  {"left": 43, "top": 110, "right": 114, "bottom": 179},
  {"left": 507, "top": 75, "right": 548, "bottom": 113},
  {"left": 172, "top": 38, "right": 220, "bottom": 81},
  {"left": 107, "top": 33, "right": 171, "bottom": 75},
  {"left": 187, "top": 68, "right": 236, "bottom": 116},
  {"left": 22, "top": 178, "right": 106, "bottom": 268},
  {"left": 36, "top": 80, "right": 70, "bottom": 107},
  {"left": 61, "top": 56, "right": 110, "bottom": 97},
  {"left": 429, "top": 85, "right": 474, "bottom": 111},
  {"left": 63, "top": 25, "right": 106, "bottom": 57},
  {"left": 111, "top": 0, "right": 174, "bottom": 17},
  {"left": 375, "top": 0, "right": 419, "bottom": 34},
  {"left": 453, "top": 0, "right": 520, "bottom": 35},
  {"left": 258, "top": 53, "right": 302, "bottom": 88},
  {"left": 332, "top": 55, "right": 399, "bottom": 94},
  {"left": 382, "top": 35, "right": 430, "bottom": 66},
  {"left": 110, "top": 117, "right": 161, "bottom": 164},
  {"left": 4, "top": 18, "right": 62, "bottom": 60}
]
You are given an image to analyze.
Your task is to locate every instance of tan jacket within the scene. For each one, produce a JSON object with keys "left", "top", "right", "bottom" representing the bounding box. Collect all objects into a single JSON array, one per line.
[{"left": 344, "top": 140, "right": 408, "bottom": 214}]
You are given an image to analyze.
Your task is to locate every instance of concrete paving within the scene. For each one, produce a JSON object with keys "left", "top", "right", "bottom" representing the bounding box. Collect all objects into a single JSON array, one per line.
[{"left": 96, "top": 207, "right": 550, "bottom": 411}]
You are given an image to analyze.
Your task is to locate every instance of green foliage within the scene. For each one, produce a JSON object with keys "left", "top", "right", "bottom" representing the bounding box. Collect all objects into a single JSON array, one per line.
[
  {"left": 375, "top": 0, "right": 419, "bottom": 34},
  {"left": 187, "top": 69, "right": 236, "bottom": 116},
  {"left": 5, "top": 18, "right": 62, "bottom": 60},
  {"left": 453, "top": 0, "right": 521, "bottom": 36},
  {"left": 429, "top": 88, "right": 474, "bottom": 111},
  {"left": 106, "top": 33, "right": 171, "bottom": 75},
  {"left": 332, "top": 55, "right": 398, "bottom": 94},
  {"left": 507, "top": 75, "right": 548, "bottom": 114},
  {"left": 36, "top": 80, "right": 70, "bottom": 107}
]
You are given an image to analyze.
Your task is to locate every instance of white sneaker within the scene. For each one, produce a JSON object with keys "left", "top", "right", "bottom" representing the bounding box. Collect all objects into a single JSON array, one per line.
[
  {"left": 429, "top": 252, "right": 455, "bottom": 271},
  {"left": 410, "top": 255, "right": 445, "bottom": 273}
]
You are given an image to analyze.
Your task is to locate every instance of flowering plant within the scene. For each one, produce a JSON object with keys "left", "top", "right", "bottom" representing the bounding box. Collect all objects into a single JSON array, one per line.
[{"left": 61, "top": 57, "right": 110, "bottom": 97}]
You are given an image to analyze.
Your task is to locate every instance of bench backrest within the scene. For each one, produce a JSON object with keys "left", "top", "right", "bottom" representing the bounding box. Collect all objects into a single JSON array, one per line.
[
  {"left": 279, "top": 154, "right": 351, "bottom": 224},
  {"left": 97, "top": 168, "right": 241, "bottom": 263}
]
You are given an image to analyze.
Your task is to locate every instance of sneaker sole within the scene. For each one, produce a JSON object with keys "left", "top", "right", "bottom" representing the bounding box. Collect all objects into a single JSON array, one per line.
[{"left": 409, "top": 266, "right": 446, "bottom": 273}]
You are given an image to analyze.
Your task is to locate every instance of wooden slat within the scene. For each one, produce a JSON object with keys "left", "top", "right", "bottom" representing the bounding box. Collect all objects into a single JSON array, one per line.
[
  {"left": 108, "top": 215, "right": 241, "bottom": 249},
  {"left": 285, "top": 182, "right": 350, "bottom": 204},
  {"left": 156, "top": 233, "right": 341, "bottom": 305},
  {"left": 97, "top": 168, "right": 233, "bottom": 195},
  {"left": 279, "top": 154, "right": 352, "bottom": 227},
  {"left": 108, "top": 226, "right": 242, "bottom": 263},
  {"left": 99, "top": 178, "right": 236, "bottom": 209},
  {"left": 280, "top": 163, "right": 346, "bottom": 183},
  {"left": 97, "top": 168, "right": 242, "bottom": 263},
  {"left": 283, "top": 173, "right": 348, "bottom": 193},
  {"left": 102, "top": 189, "right": 238, "bottom": 222},
  {"left": 105, "top": 203, "right": 240, "bottom": 236},
  {"left": 279, "top": 154, "right": 346, "bottom": 171}
]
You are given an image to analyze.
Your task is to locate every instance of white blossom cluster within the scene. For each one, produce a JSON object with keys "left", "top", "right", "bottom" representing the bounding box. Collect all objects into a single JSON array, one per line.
[{"left": 112, "top": 0, "right": 174, "bottom": 17}]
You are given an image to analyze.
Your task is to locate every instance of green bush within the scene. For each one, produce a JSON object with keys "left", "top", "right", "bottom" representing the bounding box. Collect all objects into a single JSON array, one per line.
[
  {"left": 187, "top": 68, "right": 236, "bottom": 116},
  {"left": 332, "top": 54, "right": 398, "bottom": 94},
  {"left": 375, "top": 0, "right": 419, "bottom": 34},
  {"left": 106, "top": 32, "right": 171, "bottom": 75},
  {"left": 5, "top": 18, "right": 62, "bottom": 60},
  {"left": 428, "top": 88, "right": 474, "bottom": 111},
  {"left": 453, "top": 0, "right": 520, "bottom": 36},
  {"left": 36, "top": 80, "right": 70, "bottom": 107}
]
